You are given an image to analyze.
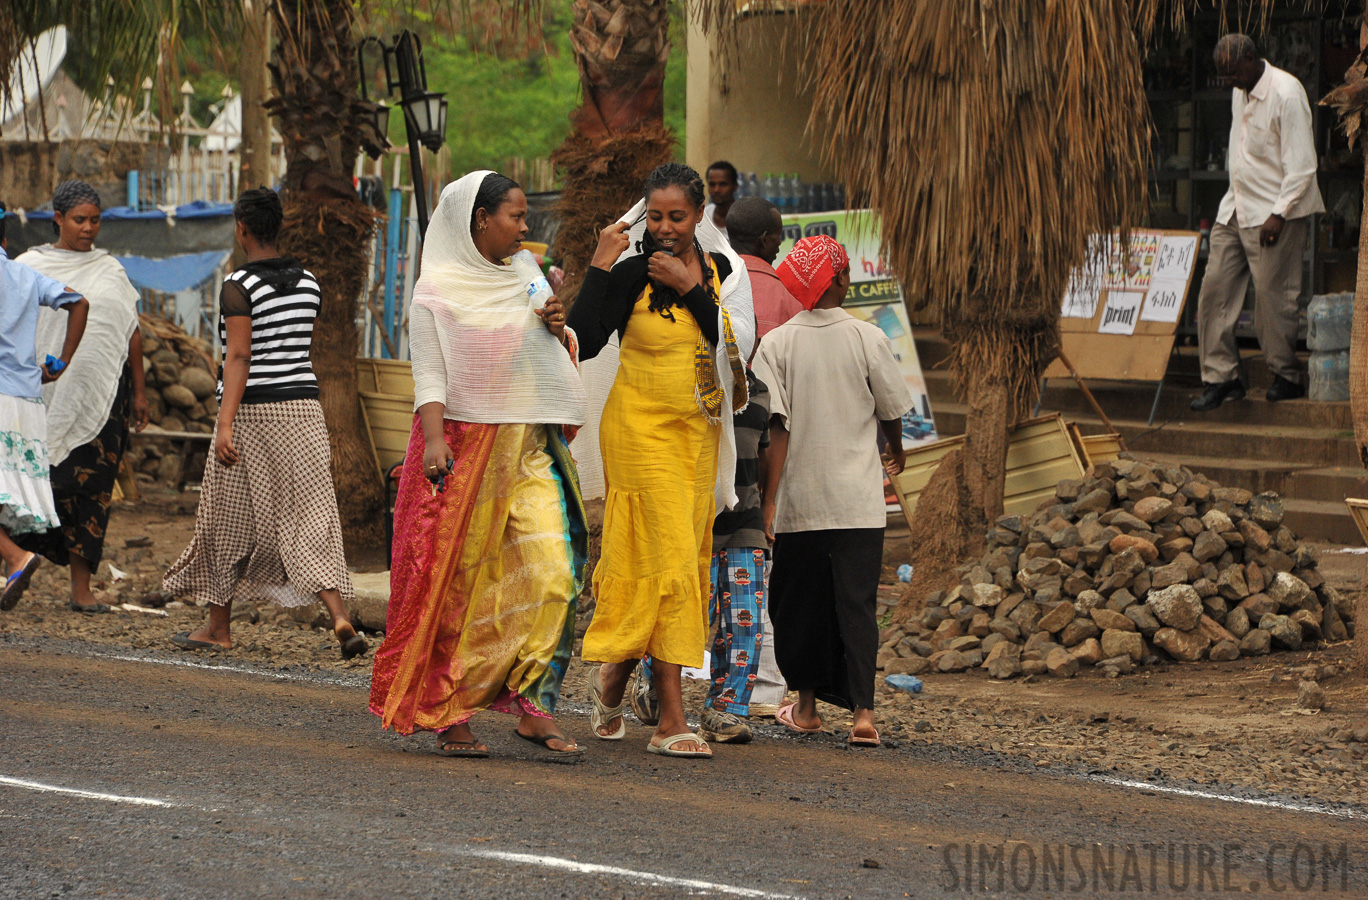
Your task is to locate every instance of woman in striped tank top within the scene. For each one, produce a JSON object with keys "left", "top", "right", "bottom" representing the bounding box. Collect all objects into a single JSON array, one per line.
[{"left": 163, "top": 188, "right": 366, "bottom": 659}]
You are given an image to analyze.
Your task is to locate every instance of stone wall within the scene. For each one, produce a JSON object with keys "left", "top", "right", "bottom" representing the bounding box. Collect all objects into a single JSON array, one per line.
[{"left": 0, "top": 140, "right": 167, "bottom": 210}]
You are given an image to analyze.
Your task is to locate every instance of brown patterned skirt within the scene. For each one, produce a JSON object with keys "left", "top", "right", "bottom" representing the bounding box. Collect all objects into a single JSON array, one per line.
[
  {"left": 163, "top": 399, "right": 352, "bottom": 608},
  {"left": 17, "top": 367, "right": 130, "bottom": 568}
]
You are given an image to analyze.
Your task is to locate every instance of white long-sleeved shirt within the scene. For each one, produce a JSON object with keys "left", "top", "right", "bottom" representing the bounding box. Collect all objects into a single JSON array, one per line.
[
  {"left": 407, "top": 303, "right": 448, "bottom": 410},
  {"left": 1216, "top": 61, "right": 1325, "bottom": 227}
]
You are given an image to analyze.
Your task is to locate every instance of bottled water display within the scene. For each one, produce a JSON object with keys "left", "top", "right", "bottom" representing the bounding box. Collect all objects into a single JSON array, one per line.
[{"left": 736, "top": 172, "right": 847, "bottom": 213}]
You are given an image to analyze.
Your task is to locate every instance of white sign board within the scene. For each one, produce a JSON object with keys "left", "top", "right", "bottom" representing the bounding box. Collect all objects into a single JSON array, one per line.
[{"left": 1098, "top": 290, "right": 1144, "bottom": 335}]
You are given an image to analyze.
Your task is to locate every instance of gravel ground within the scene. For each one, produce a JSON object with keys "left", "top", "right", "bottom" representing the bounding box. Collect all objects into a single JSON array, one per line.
[{"left": 4, "top": 484, "right": 1366, "bottom": 813}]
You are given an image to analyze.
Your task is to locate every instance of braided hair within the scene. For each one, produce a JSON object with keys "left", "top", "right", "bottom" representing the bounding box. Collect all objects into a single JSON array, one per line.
[
  {"left": 234, "top": 186, "right": 283, "bottom": 244},
  {"left": 51, "top": 180, "right": 102, "bottom": 235},
  {"left": 640, "top": 163, "right": 718, "bottom": 320}
]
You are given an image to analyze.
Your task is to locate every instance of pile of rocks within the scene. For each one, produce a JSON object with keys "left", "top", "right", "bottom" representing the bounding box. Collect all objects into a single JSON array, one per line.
[
  {"left": 126, "top": 315, "right": 219, "bottom": 483},
  {"left": 881, "top": 457, "right": 1356, "bottom": 680}
]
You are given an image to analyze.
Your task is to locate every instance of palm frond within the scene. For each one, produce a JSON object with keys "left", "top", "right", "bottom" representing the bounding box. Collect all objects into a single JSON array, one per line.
[{"left": 1, "top": 0, "right": 240, "bottom": 134}]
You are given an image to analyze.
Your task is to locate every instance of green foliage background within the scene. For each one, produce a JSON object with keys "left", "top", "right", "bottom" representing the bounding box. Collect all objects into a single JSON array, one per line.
[
  {"left": 176, "top": 0, "right": 688, "bottom": 184},
  {"left": 420, "top": 2, "right": 688, "bottom": 178}
]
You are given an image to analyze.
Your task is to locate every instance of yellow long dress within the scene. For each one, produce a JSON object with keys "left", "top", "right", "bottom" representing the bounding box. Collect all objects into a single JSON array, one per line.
[{"left": 582, "top": 275, "right": 722, "bottom": 668}]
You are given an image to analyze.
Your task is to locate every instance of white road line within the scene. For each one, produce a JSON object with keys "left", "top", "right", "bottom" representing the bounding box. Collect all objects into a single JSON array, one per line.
[
  {"left": 1088, "top": 775, "right": 1367, "bottom": 820},
  {"left": 0, "top": 775, "right": 175, "bottom": 807},
  {"left": 96, "top": 651, "right": 326, "bottom": 683},
  {"left": 450, "top": 848, "right": 804, "bottom": 899}
]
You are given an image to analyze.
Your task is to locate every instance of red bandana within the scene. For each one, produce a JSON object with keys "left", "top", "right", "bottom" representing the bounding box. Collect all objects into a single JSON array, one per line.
[{"left": 776, "top": 235, "right": 849, "bottom": 310}]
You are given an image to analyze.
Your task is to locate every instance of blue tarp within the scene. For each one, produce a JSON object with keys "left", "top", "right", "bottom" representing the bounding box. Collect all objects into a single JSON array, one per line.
[
  {"left": 18, "top": 200, "right": 234, "bottom": 221},
  {"left": 116, "top": 250, "right": 230, "bottom": 294}
]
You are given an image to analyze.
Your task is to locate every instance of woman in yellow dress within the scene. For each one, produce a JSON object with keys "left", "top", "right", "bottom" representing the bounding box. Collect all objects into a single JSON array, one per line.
[{"left": 568, "top": 163, "right": 753, "bottom": 758}]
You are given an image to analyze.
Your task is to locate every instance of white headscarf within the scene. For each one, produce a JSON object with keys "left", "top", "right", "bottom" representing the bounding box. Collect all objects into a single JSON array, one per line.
[
  {"left": 610, "top": 196, "right": 755, "bottom": 512},
  {"left": 19, "top": 245, "right": 140, "bottom": 466},
  {"left": 412, "top": 170, "right": 587, "bottom": 426}
]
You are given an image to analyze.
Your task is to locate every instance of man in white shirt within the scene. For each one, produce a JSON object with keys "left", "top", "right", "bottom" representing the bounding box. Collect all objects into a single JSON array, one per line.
[
  {"left": 1192, "top": 33, "right": 1324, "bottom": 411},
  {"left": 703, "top": 161, "right": 737, "bottom": 241}
]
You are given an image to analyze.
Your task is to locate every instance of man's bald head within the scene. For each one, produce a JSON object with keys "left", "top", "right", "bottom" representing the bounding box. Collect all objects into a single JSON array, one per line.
[{"left": 1214, "top": 34, "right": 1263, "bottom": 93}]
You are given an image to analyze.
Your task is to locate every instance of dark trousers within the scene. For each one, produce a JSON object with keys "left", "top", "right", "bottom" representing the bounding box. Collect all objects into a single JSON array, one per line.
[{"left": 768, "top": 527, "right": 883, "bottom": 711}]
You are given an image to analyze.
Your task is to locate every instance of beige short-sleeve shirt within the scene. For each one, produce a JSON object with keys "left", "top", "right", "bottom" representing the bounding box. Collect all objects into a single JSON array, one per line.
[{"left": 753, "top": 307, "right": 913, "bottom": 533}]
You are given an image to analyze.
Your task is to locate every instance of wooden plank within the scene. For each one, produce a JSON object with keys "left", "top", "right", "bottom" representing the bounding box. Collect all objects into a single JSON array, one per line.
[
  {"left": 359, "top": 391, "right": 415, "bottom": 473},
  {"left": 1079, "top": 432, "right": 1123, "bottom": 467},
  {"left": 130, "top": 429, "right": 211, "bottom": 442},
  {"left": 1345, "top": 499, "right": 1368, "bottom": 546},
  {"left": 891, "top": 414, "right": 1086, "bottom": 526}
]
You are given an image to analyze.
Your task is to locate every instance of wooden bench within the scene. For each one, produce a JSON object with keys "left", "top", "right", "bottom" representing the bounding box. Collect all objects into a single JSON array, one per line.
[{"left": 129, "top": 428, "right": 213, "bottom": 493}]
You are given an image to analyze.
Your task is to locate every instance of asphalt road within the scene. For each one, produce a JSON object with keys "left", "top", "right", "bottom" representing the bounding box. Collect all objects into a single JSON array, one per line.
[{"left": 1, "top": 639, "right": 1365, "bottom": 899}]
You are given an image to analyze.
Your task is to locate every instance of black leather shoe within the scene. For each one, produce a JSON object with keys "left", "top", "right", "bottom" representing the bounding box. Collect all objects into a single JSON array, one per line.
[
  {"left": 1265, "top": 375, "right": 1305, "bottom": 402},
  {"left": 1190, "top": 379, "right": 1246, "bottom": 412}
]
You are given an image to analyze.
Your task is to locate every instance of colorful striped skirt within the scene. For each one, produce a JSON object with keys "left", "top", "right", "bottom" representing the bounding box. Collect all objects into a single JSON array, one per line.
[{"left": 369, "top": 419, "right": 588, "bottom": 735}]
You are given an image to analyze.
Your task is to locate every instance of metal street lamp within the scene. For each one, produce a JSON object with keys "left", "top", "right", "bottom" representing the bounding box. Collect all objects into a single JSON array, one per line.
[
  {"left": 356, "top": 29, "right": 447, "bottom": 238},
  {"left": 355, "top": 37, "right": 393, "bottom": 160}
]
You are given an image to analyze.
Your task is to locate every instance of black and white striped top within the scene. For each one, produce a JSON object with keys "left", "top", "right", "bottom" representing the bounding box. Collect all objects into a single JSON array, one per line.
[{"left": 217, "top": 257, "right": 321, "bottom": 404}]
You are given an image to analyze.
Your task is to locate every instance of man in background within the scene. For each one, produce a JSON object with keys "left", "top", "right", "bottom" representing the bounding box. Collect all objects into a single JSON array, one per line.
[
  {"left": 704, "top": 161, "right": 738, "bottom": 240},
  {"left": 727, "top": 197, "right": 803, "bottom": 340},
  {"left": 1191, "top": 33, "right": 1323, "bottom": 411}
]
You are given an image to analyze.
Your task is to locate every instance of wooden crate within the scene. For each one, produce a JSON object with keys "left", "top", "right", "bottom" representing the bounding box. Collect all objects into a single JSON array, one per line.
[
  {"left": 1067, "top": 423, "right": 1123, "bottom": 469},
  {"left": 891, "top": 414, "right": 1086, "bottom": 531},
  {"left": 1346, "top": 499, "right": 1368, "bottom": 546},
  {"left": 356, "top": 358, "right": 416, "bottom": 476}
]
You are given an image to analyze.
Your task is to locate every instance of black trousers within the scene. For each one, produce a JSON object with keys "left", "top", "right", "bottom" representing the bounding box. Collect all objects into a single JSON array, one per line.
[{"left": 769, "top": 527, "right": 883, "bottom": 711}]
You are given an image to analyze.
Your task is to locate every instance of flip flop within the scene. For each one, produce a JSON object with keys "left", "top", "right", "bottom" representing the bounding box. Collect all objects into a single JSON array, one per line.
[
  {"left": 68, "top": 601, "right": 112, "bottom": 614},
  {"left": 1, "top": 553, "right": 40, "bottom": 611},
  {"left": 436, "top": 739, "right": 490, "bottom": 759},
  {"left": 776, "top": 703, "right": 823, "bottom": 734},
  {"left": 513, "top": 729, "right": 586, "bottom": 761},
  {"left": 589, "top": 665, "right": 626, "bottom": 741},
  {"left": 340, "top": 632, "right": 370, "bottom": 660},
  {"left": 170, "top": 631, "right": 226, "bottom": 651},
  {"left": 847, "top": 727, "right": 882, "bottom": 748},
  {"left": 647, "top": 732, "right": 713, "bottom": 759}
]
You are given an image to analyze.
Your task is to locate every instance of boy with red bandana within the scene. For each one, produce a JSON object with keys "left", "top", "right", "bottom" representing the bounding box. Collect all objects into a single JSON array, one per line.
[{"left": 753, "top": 235, "right": 912, "bottom": 747}]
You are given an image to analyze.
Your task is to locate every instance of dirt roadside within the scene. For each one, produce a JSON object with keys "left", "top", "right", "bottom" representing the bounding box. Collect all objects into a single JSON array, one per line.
[{"left": 2, "top": 484, "right": 1365, "bottom": 811}]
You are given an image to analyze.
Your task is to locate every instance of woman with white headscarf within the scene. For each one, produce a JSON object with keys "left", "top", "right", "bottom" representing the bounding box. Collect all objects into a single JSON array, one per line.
[
  {"left": 568, "top": 162, "right": 754, "bottom": 759},
  {"left": 369, "top": 171, "right": 590, "bottom": 760},
  {"left": 16, "top": 180, "right": 148, "bottom": 613}
]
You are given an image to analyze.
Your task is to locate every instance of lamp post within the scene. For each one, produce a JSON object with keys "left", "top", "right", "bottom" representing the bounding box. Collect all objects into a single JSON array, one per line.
[{"left": 356, "top": 30, "right": 447, "bottom": 239}]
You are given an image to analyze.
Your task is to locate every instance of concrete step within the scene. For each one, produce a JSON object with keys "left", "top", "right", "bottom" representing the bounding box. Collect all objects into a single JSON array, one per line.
[
  {"left": 1282, "top": 499, "right": 1363, "bottom": 544},
  {"left": 914, "top": 330, "right": 1333, "bottom": 396},
  {"left": 914, "top": 328, "right": 1363, "bottom": 546},
  {"left": 921, "top": 363, "right": 1350, "bottom": 430},
  {"left": 929, "top": 403, "right": 1357, "bottom": 468},
  {"left": 1138, "top": 454, "right": 1368, "bottom": 502}
]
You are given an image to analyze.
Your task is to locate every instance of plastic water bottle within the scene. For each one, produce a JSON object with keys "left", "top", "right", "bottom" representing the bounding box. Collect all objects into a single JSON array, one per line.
[
  {"left": 793, "top": 174, "right": 809, "bottom": 213},
  {"left": 762, "top": 173, "right": 779, "bottom": 206},
  {"left": 885, "top": 674, "right": 923, "bottom": 694},
  {"left": 1307, "top": 293, "right": 1353, "bottom": 352},
  {"left": 897, "top": 564, "right": 914, "bottom": 583},
  {"left": 806, "top": 183, "right": 822, "bottom": 214},
  {"left": 510, "top": 249, "right": 553, "bottom": 310}
]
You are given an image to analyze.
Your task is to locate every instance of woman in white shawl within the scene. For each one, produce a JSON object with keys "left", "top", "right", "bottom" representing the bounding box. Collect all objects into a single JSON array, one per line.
[
  {"left": 16, "top": 180, "right": 148, "bottom": 613},
  {"left": 568, "top": 162, "right": 755, "bottom": 759},
  {"left": 369, "top": 172, "right": 591, "bottom": 760}
]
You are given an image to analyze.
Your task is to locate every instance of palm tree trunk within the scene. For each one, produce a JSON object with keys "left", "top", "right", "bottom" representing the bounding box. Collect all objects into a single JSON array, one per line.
[
  {"left": 552, "top": 0, "right": 675, "bottom": 302},
  {"left": 266, "top": 0, "right": 385, "bottom": 549},
  {"left": 897, "top": 315, "right": 1058, "bottom": 621}
]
